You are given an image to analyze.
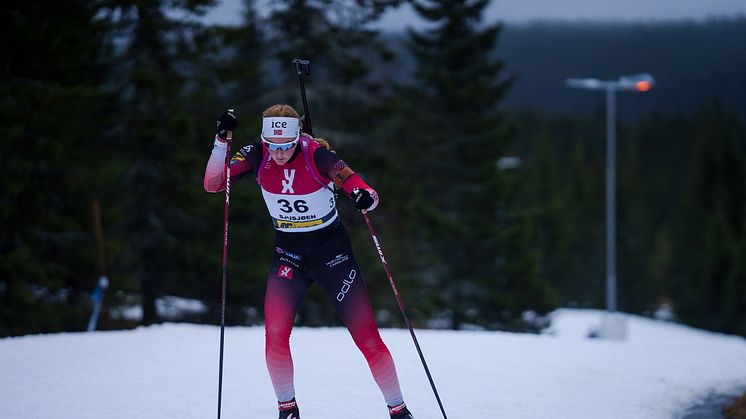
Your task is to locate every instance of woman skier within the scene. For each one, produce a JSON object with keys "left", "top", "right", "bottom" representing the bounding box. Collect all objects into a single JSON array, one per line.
[{"left": 203, "top": 105, "right": 415, "bottom": 419}]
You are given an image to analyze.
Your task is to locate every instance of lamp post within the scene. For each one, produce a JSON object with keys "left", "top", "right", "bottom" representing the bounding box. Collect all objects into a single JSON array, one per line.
[{"left": 565, "top": 73, "right": 654, "bottom": 314}]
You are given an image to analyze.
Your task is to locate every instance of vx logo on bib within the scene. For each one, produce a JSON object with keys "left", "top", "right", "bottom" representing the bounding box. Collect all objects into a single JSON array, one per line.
[{"left": 282, "top": 169, "right": 295, "bottom": 193}]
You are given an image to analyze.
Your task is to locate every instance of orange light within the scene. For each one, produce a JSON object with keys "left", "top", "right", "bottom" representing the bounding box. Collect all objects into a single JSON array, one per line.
[{"left": 635, "top": 81, "right": 652, "bottom": 92}]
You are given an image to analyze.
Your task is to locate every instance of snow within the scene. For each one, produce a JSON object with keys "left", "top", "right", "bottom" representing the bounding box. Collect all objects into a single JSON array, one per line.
[{"left": 1, "top": 309, "right": 745, "bottom": 419}]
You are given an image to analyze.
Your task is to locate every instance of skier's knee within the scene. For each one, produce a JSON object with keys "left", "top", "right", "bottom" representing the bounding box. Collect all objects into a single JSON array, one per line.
[
  {"left": 356, "top": 335, "right": 387, "bottom": 356},
  {"left": 265, "top": 322, "right": 292, "bottom": 342}
]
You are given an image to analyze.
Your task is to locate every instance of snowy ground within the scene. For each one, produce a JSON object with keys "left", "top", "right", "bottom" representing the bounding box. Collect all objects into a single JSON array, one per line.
[{"left": 1, "top": 309, "right": 745, "bottom": 419}]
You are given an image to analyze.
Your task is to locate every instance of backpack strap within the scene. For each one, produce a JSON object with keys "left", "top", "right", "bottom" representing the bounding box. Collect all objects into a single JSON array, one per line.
[
  {"left": 254, "top": 143, "right": 272, "bottom": 185},
  {"left": 300, "top": 136, "right": 335, "bottom": 193}
]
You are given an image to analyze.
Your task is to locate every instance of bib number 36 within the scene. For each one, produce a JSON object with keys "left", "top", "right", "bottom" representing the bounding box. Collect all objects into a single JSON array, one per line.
[{"left": 277, "top": 199, "right": 309, "bottom": 213}]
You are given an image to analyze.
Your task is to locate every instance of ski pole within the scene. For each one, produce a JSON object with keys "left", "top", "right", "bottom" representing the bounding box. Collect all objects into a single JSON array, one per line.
[
  {"left": 292, "top": 58, "right": 314, "bottom": 137},
  {"left": 217, "top": 129, "right": 233, "bottom": 419},
  {"left": 361, "top": 211, "right": 448, "bottom": 419}
]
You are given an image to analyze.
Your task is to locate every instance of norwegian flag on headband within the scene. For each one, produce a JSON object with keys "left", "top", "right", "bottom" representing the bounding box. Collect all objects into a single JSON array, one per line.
[{"left": 274, "top": 129, "right": 283, "bottom": 135}]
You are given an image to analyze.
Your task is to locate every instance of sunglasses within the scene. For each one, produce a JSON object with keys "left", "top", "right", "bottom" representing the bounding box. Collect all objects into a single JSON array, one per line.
[{"left": 262, "top": 137, "right": 299, "bottom": 151}]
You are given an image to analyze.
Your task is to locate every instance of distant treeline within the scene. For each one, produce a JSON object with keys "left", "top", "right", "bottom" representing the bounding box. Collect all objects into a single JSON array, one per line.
[
  {"left": 379, "top": 18, "right": 746, "bottom": 119},
  {"left": 500, "top": 19, "right": 746, "bottom": 118},
  {"left": 1, "top": 2, "right": 744, "bottom": 338}
]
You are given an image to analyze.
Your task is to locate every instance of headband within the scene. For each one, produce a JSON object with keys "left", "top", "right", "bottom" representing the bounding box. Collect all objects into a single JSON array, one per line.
[{"left": 261, "top": 117, "right": 300, "bottom": 140}]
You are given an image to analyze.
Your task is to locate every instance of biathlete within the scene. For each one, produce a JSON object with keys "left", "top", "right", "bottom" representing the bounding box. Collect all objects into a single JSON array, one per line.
[{"left": 203, "top": 105, "right": 415, "bottom": 419}]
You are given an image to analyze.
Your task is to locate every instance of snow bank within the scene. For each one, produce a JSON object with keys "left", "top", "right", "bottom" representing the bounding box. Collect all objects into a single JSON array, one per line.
[{"left": 1, "top": 309, "right": 744, "bottom": 418}]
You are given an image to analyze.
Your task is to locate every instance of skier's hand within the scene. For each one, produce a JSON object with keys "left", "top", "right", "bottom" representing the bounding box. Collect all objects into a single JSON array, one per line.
[
  {"left": 351, "top": 188, "right": 378, "bottom": 211},
  {"left": 216, "top": 109, "right": 238, "bottom": 141}
]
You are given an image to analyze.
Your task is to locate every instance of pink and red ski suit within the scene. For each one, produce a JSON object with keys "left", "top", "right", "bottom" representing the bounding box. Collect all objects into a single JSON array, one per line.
[{"left": 204, "top": 134, "right": 404, "bottom": 406}]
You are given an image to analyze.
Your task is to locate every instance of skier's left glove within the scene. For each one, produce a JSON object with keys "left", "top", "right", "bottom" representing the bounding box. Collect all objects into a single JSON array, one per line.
[{"left": 351, "top": 188, "right": 379, "bottom": 211}]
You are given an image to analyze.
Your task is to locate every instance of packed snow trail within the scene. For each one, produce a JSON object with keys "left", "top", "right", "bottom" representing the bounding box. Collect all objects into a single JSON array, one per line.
[{"left": 1, "top": 309, "right": 745, "bottom": 419}]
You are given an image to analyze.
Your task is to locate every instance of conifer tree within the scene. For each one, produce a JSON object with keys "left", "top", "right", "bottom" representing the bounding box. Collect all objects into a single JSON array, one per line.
[
  {"left": 404, "top": 0, "right": 554, "bottom": 329},
  {"left": 0, "top": 1, "right": 109, "bottom": 335},
  {"left": 99, "top": 0, "right": 217, "bottom": 325},
  {"left": 193, "top": 0, "right": 274, "bottom": 321},
  {"left": 673, "top": 105, "right": 746, "bottom": 335},
  {"left": 263, "top": 0, "right": 398, "bottom": 139}
]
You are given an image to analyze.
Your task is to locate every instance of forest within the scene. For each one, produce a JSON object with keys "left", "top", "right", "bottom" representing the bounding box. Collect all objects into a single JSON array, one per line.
[{"left": 1, "top": 1, "right": 744, "bottom": 338}]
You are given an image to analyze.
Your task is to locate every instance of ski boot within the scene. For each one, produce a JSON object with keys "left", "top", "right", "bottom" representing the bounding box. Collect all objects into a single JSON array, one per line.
[
  {"left": 278, "top": 398, "right": 300, "bottom": 419},
  {"left": 388, "top": 402, "right": 414, "bottom": 419}
]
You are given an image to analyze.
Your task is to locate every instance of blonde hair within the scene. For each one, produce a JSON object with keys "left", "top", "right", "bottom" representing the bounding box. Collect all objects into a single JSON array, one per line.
[
  {"left": 262, "top": 104, "right": 300, "bottom": 119},
  {"left": 315, "top": 138, "right": 332, "bottom": 151},
  {"left": 261, "top": 104, "right": 332, "bottom": 151}
]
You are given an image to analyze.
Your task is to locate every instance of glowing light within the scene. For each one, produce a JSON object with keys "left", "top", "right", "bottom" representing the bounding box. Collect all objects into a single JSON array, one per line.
[{"left": 636, "top": 81, "right": 652, "bottom": 92}]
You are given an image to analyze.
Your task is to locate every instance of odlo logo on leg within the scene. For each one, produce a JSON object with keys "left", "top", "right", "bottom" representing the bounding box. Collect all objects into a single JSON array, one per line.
[{"left": 336, "top": 269, "right": 357, "bottom": 301}]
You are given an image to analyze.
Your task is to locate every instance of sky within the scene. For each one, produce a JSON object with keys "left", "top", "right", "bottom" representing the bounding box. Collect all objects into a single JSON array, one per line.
[
  {"left": 203, "top": 0, "right": 746, "bottom": 29},
  {"left": 2, "top": 308, "right": 745, "bottom": 418}
]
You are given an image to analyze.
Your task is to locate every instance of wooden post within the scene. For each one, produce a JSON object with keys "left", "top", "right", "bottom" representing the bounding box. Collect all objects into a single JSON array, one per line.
[{"left": 87, "top": 199, "right": 109, "bottom": 331}]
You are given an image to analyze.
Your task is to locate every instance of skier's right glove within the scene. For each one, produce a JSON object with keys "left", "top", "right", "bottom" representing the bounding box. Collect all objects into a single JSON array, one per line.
[
  {"left": 351, "top": 188, "right": 379, "bottom": 211},
  {"left": 216, "top": 109, "right": 238, "bottom": 141}
]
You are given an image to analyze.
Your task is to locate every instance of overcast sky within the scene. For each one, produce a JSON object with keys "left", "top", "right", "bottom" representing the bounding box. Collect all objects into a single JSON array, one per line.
[{"left": 204, "top": 0, "right": 746, "bottom": 29}]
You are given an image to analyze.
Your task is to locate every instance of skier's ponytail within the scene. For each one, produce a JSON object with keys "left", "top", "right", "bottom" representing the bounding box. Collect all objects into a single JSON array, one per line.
[{"left": 314, "top": 138, "right": 333, "bottom": 152}]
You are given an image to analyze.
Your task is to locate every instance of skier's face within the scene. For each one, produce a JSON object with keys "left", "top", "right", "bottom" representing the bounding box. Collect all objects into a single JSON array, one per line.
[{"left": 266, "top": 138, "right": 298, "bottom": 165}]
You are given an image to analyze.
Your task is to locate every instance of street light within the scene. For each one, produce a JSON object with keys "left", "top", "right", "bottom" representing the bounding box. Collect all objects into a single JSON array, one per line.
[{"left": 565, "top": 73, "right": 655, "bottom": 318}]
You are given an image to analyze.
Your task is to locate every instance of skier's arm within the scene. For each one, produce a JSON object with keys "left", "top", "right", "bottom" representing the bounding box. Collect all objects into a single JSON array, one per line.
[
  {"left": 204, "top": 138, "right": 227, "bottom": 192},
  {"left": 204, "top": 109, "right": 256, "bottom": 193},
  {"left": 203, "top": 139, "right": 259, "bottom": 192},
  {"left": 314, "top": 148, "right": 379, "bottom": 211}
]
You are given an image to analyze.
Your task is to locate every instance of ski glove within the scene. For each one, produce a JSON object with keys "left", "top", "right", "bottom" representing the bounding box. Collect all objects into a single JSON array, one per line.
[
  {"left": 351, "top": 188, "right": 378, "bottom": 211},
  {"left": 216, "top": 109, "right": 238, "bottom": 141}
]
